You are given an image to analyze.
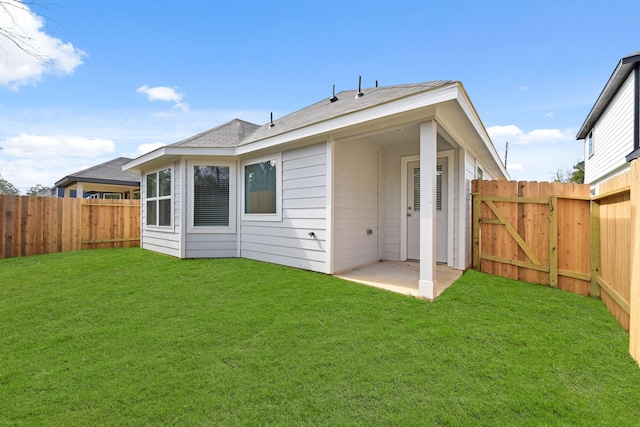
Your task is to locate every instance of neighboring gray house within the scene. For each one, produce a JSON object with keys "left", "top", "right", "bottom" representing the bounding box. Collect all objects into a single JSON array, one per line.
[
  {"left": 124, "top": 81, "right": 508, "bottom": 299},
  {"left": 55, "top": 157, "right": 140, "bottom": 199},
  {"left": 577, "top": 51, "right": 640, "bottom": 193}
]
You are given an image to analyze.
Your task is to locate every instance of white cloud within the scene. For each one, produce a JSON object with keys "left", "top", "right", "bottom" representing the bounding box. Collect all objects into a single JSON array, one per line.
[
  {"left": 0, "top": 133, "right": 116, "bottom": 192},
  {"left": 137, "top": 85, "right": 189, "bottom": 111},
  {"left": 545, "top": 112, "right": 554, "bottom": 118},
  {"left": 0, "top": 0, "right": 87, "bottom": 89},
  {"left": 123, "top": 142, "right": 166, "bottom": 158},
  {"left": 487, "top": 124, "right": 573, "bottom": 145},
  {"left": 518, "top": 85, "right": 529, "bottom": 91},
  {"left": 506, "top": 162, "right": 524, "bottom": 171},
  {"left": 1, "top": 133, "right": 115, "bottom": 158}
]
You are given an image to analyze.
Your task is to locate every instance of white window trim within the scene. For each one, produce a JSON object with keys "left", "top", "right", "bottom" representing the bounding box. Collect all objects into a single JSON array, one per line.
[
  {"left": 241, "top": 153, "right": 282, "bottom": 222},
  {"left": 144, "top": 166, "right": 173, "bottom": 230},
  {"left": 187, "top": 159, "right": 236, "bottom": 233}
]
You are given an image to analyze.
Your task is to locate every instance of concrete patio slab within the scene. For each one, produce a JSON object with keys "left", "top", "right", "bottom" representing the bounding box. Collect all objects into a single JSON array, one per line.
[{"left": 335, "top": 261, "right": 463, "bottom": 299}]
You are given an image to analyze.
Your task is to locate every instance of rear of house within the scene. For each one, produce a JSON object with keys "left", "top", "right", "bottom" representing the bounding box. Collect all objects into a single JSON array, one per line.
[{"left": 125, "top": 81, "right": 508, "bottom": 299}]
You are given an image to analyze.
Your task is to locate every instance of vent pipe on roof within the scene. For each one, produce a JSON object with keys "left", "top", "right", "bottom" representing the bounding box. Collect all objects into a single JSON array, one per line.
[
  {"left": 329, "top": 84, "right": 338, "bottom": 102},
  {"left": 356, "top": 76, "right": 364, "bottom": 98},
  {"left": 375, "top": 80, "right": 378, "bottom": 88},
  {"left": 269, "top": 112, "right": 275, "bottom": 128}
]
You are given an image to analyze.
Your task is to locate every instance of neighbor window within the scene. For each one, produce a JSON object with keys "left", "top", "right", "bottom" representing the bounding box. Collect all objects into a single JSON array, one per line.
[
  {"left": 146, "top": 168, "right": 172, "bottom": 227},
  {"left": 588, "top": 131, "right": 594, "bottom": 157},
  {"left": 477, "top": 167, "right": 484, "bottom": 180},
  {"left": 242, "top": 154, "right": 282, "bottom": 221}
]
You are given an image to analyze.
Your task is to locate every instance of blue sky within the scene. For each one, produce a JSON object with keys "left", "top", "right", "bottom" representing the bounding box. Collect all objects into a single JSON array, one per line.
[{"left": 1, "top": 0, "right": 639, "bottom": 192}]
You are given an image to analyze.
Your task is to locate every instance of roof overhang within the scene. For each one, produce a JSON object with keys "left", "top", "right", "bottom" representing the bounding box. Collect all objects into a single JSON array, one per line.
[
  {"left": 123, "top": 146, "right": 236, "bottom": 173},
  {"left": 577, "top": 52, "right": 640, "bottom": 139},
  {"left": 123, "top": 82, "right": 508, "bottom": 180},
  {"left": 55, "top": 176, "right": 140, "bottom": 188}
]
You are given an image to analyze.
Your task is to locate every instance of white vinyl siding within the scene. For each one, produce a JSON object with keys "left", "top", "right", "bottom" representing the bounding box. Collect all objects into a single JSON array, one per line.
[
  {"left": 140, "top": 162, "right": 181, "bottom": 257},
  {"left": 240, "top": 143, "right": 327, "bottom": 272},
  {"left": 333, "top": 139, "right": 379, "bottom": 273},
  {"left": 585, "top": 71, "right": 635, "bottom": 186}
]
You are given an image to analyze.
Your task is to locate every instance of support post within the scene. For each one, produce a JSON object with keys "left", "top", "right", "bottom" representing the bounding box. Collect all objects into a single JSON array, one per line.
[
  {"left": 590, "top": 200, "right": 601, "bottom": 298},
  {"left": 419, "top": 121, "right": 437, "bottom": 299},
  {"left": 472, "top": 179, "right": 481, "bottom": 270},
  {"left": 549, "top": 196, "right": 558, "bottom": 288},
  {"left": 630, "top": 160, "right": 640, "bottom": 364}
]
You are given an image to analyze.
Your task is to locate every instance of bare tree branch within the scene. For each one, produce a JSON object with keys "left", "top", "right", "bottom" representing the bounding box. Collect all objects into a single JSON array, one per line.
[{"left": 0, "top": 0, "right": 53, "bottom": 63}]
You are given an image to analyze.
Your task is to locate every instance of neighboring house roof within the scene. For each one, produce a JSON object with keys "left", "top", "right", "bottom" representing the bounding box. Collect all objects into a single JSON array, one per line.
[
  {"left": 55, "top": 157, "right": 140, "bottom": 188},
  {"left": 168, "top": 81, "right": 454, "bottom": 149},
  {"left": 577, "top": 51, "right": 640, "bottom": 139}
]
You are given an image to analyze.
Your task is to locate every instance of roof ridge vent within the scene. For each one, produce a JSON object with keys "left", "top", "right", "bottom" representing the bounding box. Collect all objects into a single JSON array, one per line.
[
  {"left": 329, "top": 84, "right": 338, "bottom": 102},
  {"left": 355, "top": 76, "right": 364, "bottom": 98}
]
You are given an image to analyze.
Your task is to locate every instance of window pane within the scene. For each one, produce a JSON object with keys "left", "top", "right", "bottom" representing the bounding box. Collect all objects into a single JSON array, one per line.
[
  {"left": 413, "top": 167, "right": 420, "bottom": 211},
  {"left": 146, "top": 200, "right": 157, "bottom": 225},
  {"left": 194, "top": 166, "right": 230, "bottom": 226},
  {"left": 159, "top": 199, "right": 172, "bottom": 226},
  {"left": 245, "top": 160, "right": 276, "bottom": 214},
  {"left": 146, "top": 173, "right": 157, "bottom": 198},
  {"left": 159, "top": 169, "right": 172, "bottom": 197}
]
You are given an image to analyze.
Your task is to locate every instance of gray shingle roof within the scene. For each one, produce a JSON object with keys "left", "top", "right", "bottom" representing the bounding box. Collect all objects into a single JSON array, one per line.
[
  {"left": 168, "top": 81, "right": 454, "bottom": 149},
  {"left": 55, "top": 157, "right": 140, "bottom": 187},
  {"left": 243, "top": 81, "right": 454, "bottom": 145},
  {"left": 171, "top": 119, "right": 261, "bottom": 148}
]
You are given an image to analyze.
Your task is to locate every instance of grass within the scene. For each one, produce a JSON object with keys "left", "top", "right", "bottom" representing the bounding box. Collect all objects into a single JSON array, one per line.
[{"left": 1, "top": 248, "right": 639, "bottom": 426}]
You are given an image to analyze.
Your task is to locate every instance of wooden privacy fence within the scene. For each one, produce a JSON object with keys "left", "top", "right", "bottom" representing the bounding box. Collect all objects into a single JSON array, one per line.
[
  {"left": 472, "top": 160, "right": 640, "bottom": 365},
  {"left": 0, "top": 196, "right": 140, "bottom": 259}
]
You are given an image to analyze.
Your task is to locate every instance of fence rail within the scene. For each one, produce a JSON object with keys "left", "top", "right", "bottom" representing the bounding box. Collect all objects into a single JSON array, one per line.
[
  {"left": 0, "top": 196, "right": 140, "bottom": 259},
  {"left": 472, "top": 159, "right": 640, "bottom": 365}
]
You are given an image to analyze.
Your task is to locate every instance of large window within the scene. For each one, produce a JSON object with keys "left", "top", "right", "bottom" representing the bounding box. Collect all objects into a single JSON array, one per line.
[
  {"left": 146, "top": 168, "right": 172, "bottom": 227},
  {"left": 188, "top": 160, "right": 236, "bottom": 232},
  {"left": 242, "top": 154, "right": 282, "bottom": 221}
]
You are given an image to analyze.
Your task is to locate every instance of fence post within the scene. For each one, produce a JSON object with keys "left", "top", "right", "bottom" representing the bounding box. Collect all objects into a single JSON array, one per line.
[
  {"left": 472, "top": 180, "right": 481, "bottom": 270},
  {"left": 549, "top": 196, "right": 558, "bottom": 288},
  {"left": 630, "top": 160, "right": 640, "bottom": 364},
  {"left": 590, "top": 200, "right": 601, "bottom": 298}
]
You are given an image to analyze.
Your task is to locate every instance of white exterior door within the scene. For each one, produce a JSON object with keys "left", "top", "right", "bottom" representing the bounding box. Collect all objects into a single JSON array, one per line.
[
  {"left": 407, "top": 162, "right": 420, "bottom": 259},
  {"left": 406, "top": 158, "right": 448, "bottom": 263}
]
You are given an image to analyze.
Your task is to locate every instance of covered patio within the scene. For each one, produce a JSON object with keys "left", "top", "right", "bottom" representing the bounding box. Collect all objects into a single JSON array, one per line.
[{"left": 335, "top": 261, "right": 463, "bottom": 299}]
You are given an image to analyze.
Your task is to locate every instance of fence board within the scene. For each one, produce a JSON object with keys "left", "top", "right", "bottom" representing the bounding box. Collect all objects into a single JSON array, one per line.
[{"left": 0, "top": 196, "right": 140, "bottom": 259}]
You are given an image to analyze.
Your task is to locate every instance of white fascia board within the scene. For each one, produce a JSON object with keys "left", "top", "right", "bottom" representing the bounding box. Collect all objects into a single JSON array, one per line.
[
  {"left": 455, "top": 88, "right": 509, "bottom": 180},
  {"left": 123, "top": 146, "right": 236, "bottom": 172},
  {"left": 234, "top": 84, "right": 459, "bottom": 156}
]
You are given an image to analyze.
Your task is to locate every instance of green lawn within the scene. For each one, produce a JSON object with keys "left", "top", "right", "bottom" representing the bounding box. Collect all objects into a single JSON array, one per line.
[{"left": 1, "top": 248, "right": 639, "bottom": 426}]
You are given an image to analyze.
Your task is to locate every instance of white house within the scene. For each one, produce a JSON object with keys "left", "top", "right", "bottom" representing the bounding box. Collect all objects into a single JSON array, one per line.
[
  {"left": 577, "top": 51, "right": 640, "bottom": 193},
  {"left": 124, "top": 81, "right": 508, "bottom": 299}
]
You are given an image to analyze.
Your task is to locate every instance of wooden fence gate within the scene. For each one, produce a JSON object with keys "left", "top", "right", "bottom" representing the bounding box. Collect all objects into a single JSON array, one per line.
[{"left": 472, "top": 180, "right": 592, "bottom": 295}]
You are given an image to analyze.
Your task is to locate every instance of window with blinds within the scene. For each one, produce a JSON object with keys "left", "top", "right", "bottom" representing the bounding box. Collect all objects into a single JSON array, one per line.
[
  {"left": 193, "top": 165, "right": 230, "bottom": 227},
  {"left": 436, "top": 165, "right": 442, "bottom": 211},
  {"left": 413, "top": 167, "right": 420, "bottom": 211}
]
